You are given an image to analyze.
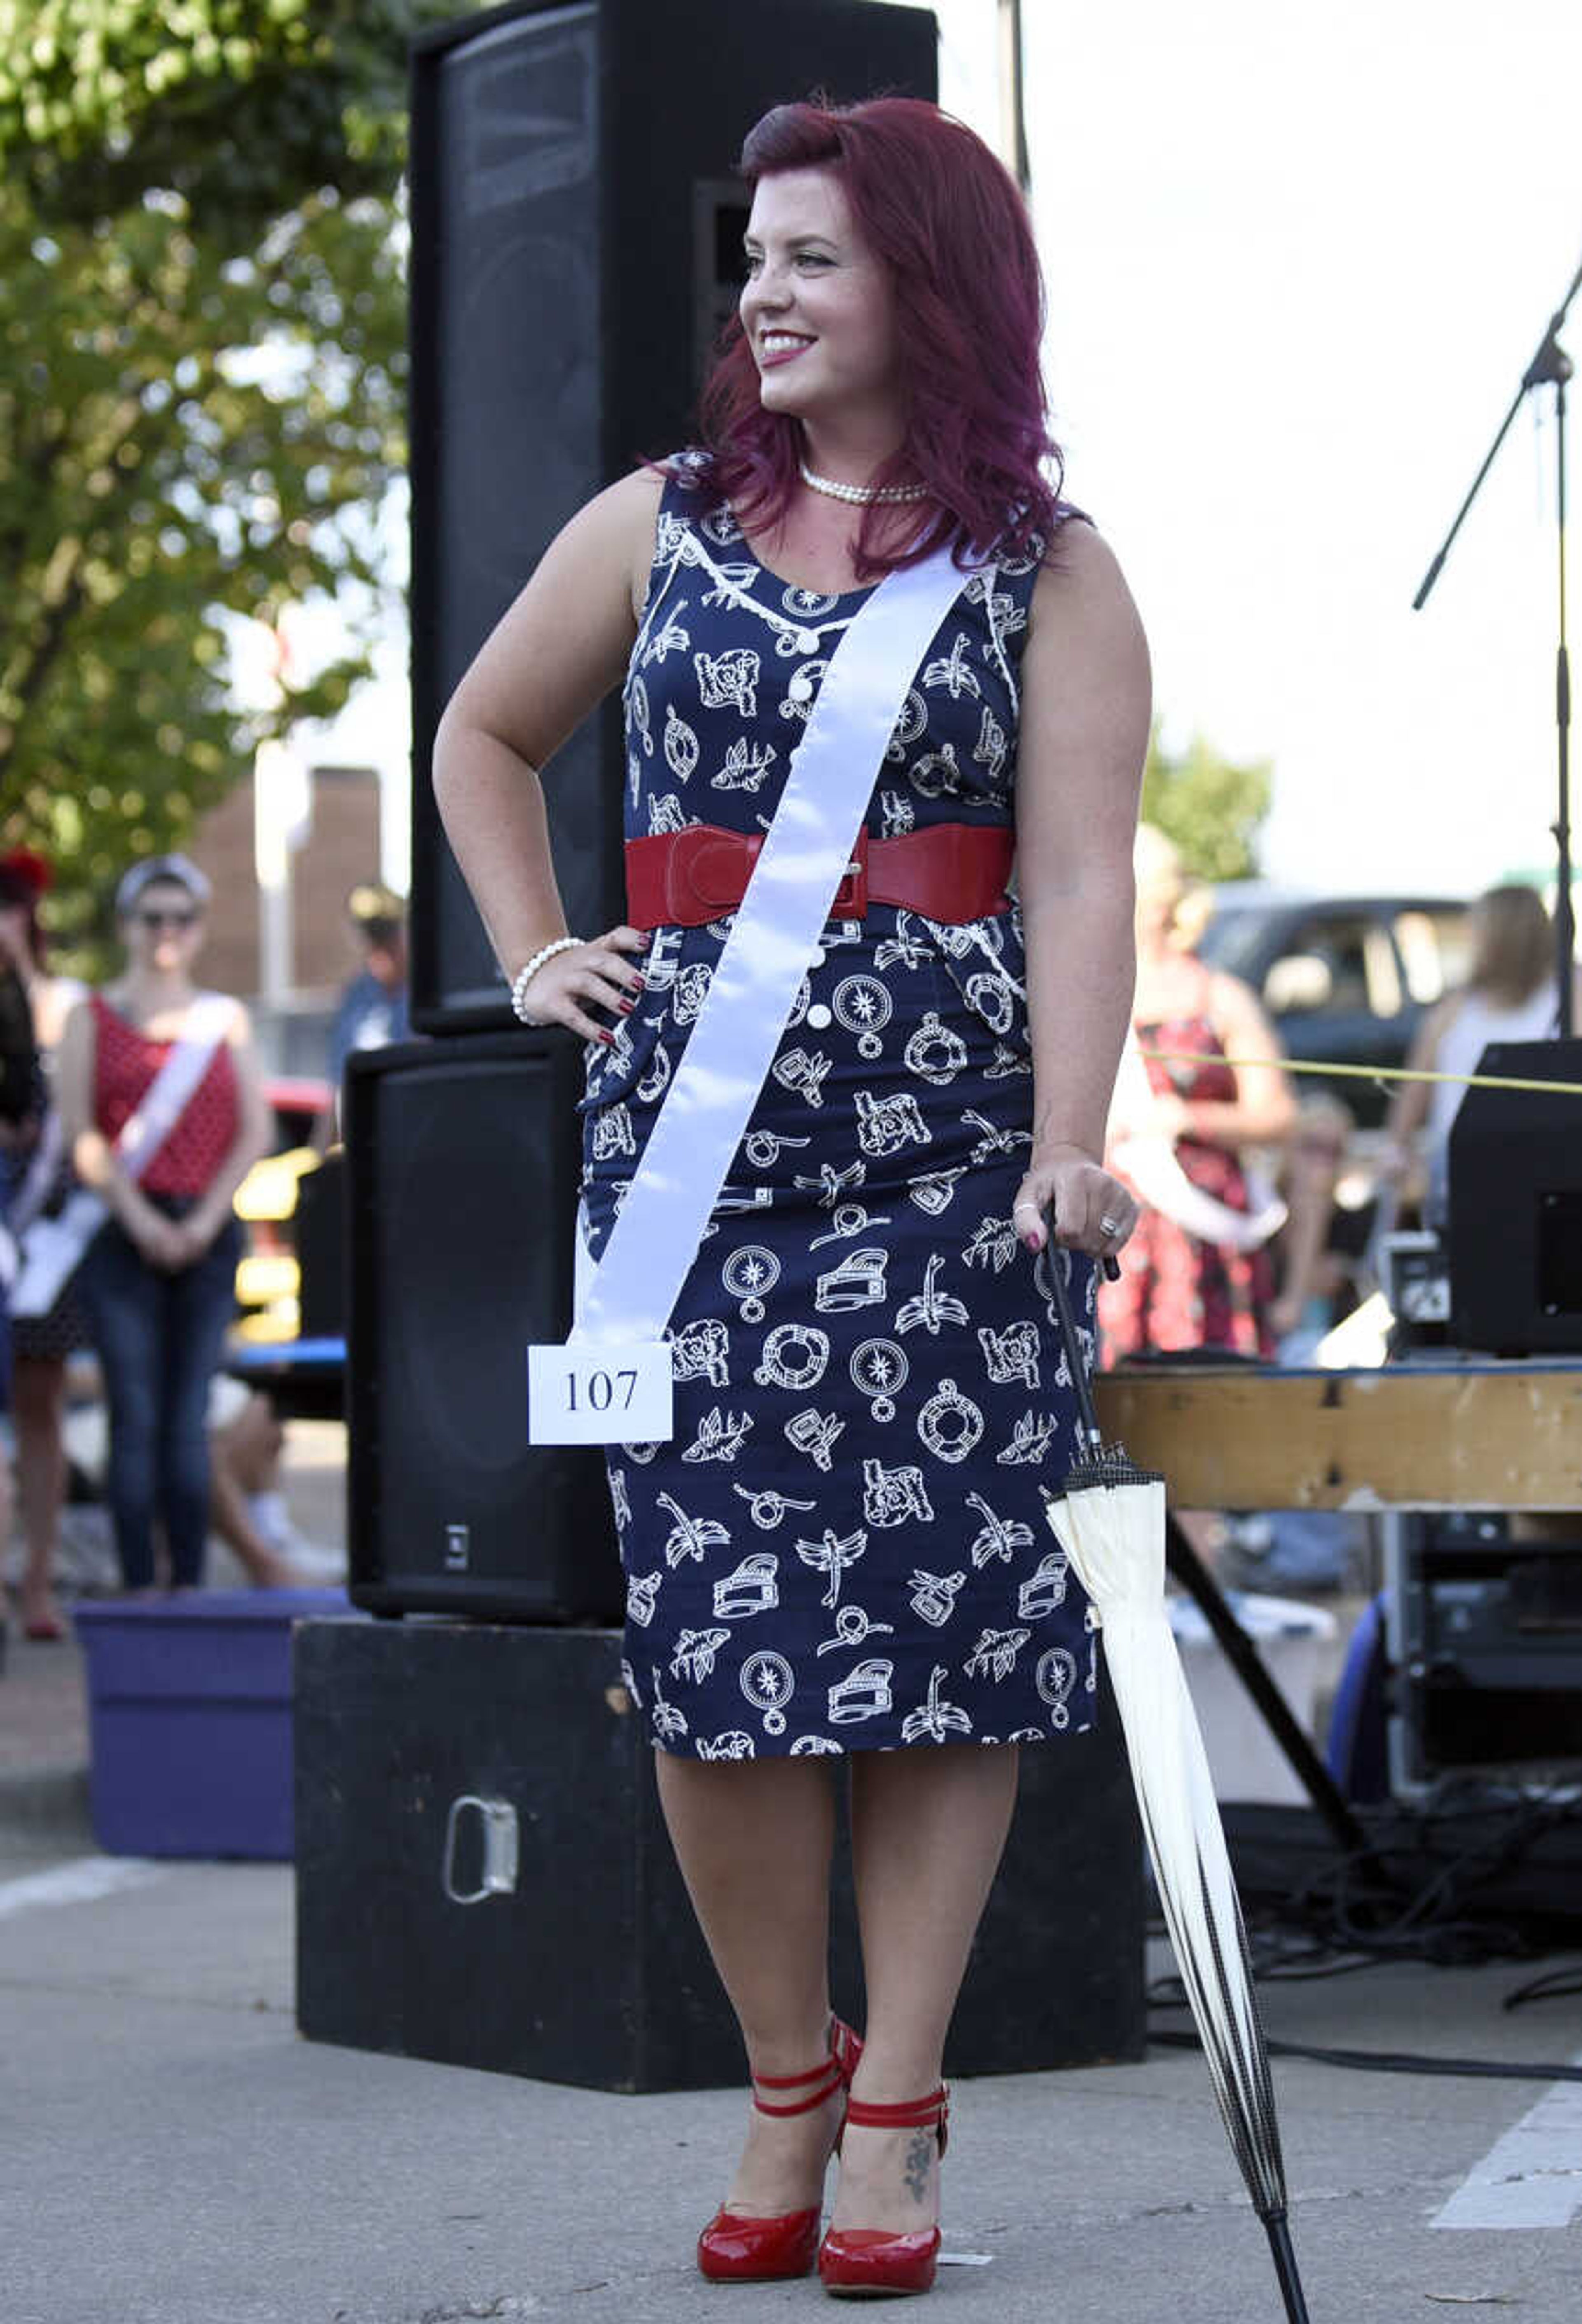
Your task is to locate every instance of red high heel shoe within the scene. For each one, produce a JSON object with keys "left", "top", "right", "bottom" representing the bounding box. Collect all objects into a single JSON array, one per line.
[
  {"left": 697, "top": 2016, "right": 863, "bottom": 2282},
  {"left": 817, "top": 2084, "right": 950, "bottom": 2298}
]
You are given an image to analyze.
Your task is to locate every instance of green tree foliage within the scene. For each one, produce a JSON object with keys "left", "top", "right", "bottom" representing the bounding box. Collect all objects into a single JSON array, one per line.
[
  {"left": 0, "top": 0, "right": 458, "bottom": 945},
  {"left": 1140, "top": 724, "right": 1271, "bottom": 884}
]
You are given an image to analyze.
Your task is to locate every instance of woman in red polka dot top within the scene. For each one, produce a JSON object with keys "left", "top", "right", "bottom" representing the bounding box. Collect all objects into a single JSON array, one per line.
[{"left": 56, "top": 855, "right": 272, "bottom": 1591}]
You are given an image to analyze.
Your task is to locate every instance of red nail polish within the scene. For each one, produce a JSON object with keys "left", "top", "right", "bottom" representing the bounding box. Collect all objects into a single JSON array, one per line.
[
  {"left": 599, "top": 1029, "right": 616, "bottom": 1046},
  {"left": 632, "top": 974, "right": 646, "bottom": 989},
  {"left": 617, "top": 999, "right": 636, "bottom": 1014},
  {"left": 1023, "top": 1232, "right": 1041, "bottom": 1253}
]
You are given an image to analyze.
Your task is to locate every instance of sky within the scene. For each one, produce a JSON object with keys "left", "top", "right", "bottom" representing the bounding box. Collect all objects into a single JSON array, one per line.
[{"left": 305, "top": 0, "right": 1582, "bottom": 902}]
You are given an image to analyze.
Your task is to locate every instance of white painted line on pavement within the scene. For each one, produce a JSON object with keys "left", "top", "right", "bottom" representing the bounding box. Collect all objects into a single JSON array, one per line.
[
  {"left": 0, "top": 1856, "right": 169, "bottom": 1921},
  {"left": 1432, "top": 2057, "right": 1582, "bottom": 2230}
]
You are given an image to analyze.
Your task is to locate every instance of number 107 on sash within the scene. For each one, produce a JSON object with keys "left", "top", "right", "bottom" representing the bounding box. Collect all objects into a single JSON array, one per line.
[{"left": 526, "top": 1341, "right": 674, "bottom": 1445}]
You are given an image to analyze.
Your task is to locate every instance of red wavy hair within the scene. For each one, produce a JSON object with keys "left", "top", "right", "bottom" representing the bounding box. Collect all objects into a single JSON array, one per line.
[{"left": 693, "top": 98, "right": 1064, "bottom": 578}]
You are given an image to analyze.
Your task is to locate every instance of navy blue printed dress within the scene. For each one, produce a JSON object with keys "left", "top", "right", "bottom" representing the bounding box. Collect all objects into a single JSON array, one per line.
[{"left": 579, "top": 462, "right": 1098, "bottom": 1759}]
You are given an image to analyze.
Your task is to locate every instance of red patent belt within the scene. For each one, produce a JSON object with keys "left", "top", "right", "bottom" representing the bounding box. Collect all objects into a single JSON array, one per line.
[{"left": 625, "top": 822, "right": 1014, "bottom": 930}]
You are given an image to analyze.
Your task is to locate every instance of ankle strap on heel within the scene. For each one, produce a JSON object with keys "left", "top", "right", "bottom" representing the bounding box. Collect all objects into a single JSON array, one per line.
[
  {"left": 842, "top": 2084, "right": 950, "bottom": 2157},
  {"left": 751, "top": 2014, "right": 864, "bottom": 2118}
]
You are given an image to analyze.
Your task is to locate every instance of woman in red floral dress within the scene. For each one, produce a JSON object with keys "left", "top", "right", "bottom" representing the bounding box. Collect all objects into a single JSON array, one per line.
[{"left": 1100, "top": 827, "right": 1294, "bottom": 1359}]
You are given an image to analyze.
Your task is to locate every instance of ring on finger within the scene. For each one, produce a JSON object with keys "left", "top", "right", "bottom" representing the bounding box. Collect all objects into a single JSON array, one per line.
[{"left": 1099, "top": 1212, "right": 1122, "bottom": 1239}]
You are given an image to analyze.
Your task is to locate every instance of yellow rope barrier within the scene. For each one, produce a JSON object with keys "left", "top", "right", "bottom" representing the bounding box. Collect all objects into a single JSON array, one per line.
[{"left": 1137, "top": 1047, "right": 1582, "bottom": 1099}]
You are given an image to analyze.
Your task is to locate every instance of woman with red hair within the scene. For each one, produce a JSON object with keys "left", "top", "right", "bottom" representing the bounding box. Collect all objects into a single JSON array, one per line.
[{"left": 435, "top": 97, "right": 1149, "bottom": 2295}]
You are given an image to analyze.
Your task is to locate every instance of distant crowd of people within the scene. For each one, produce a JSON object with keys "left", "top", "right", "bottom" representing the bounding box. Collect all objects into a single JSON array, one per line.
[{"left": 0, "top": 853, "right": 410, "bottom": 1640}]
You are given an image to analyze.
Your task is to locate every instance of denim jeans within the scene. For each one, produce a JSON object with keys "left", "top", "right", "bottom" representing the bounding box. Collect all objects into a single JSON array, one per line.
[{"left": 79, "top": 1204, "right": 241, "bottom": 1590}]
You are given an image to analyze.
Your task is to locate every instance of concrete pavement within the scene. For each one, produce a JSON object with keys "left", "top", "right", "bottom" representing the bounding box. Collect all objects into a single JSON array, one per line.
[{"left": 2, "top": 1423, "right": 1579, "bottom": 2322}]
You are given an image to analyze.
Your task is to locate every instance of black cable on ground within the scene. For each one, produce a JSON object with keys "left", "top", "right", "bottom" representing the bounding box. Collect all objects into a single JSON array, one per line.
[{"left": 1148, "top": 2025, "right": 1582, "bottom": 2085}]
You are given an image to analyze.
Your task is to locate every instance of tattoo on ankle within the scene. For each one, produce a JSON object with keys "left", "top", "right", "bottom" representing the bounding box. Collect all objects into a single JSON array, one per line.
[{"left": 902, "top": 2130, "right": 933, "bottom": 2202}]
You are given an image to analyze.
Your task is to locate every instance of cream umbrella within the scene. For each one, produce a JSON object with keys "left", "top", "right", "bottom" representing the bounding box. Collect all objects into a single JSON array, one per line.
[{"left": 1041, "top": 1235, "right": 1312, "bottom": 2324}]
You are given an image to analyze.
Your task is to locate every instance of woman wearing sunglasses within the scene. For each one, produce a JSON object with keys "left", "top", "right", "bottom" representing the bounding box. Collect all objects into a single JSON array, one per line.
[{"left": 55, "top": 855, "right": 271, "bottom": 1593}]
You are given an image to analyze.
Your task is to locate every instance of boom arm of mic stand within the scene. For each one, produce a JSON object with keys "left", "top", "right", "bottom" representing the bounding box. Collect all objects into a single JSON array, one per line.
[{"left": 1413, "top": 254, "right": 1582, "bottom": 612}]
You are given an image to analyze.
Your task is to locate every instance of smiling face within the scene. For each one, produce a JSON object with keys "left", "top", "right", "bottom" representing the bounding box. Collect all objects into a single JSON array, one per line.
[{"left": 739, "top": 168, "right": 904, "bottom": 443}]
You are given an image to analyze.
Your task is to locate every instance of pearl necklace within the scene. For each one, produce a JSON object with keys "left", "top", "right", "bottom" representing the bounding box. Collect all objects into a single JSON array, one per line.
[{"left": 798, "top": 459, "right": 929, "bottom": 507}]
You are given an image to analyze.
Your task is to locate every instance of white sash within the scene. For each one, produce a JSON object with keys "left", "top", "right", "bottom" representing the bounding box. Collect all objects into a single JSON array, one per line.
[
  {"left": 11, "top": 993, "right": 234, "bottom": 1317},
  {"left": 527, "top": 544, "right": 973, "bottom": 1443}
]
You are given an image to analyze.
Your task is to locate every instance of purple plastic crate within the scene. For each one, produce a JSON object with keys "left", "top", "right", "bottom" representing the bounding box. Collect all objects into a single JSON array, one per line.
[{"left": 75, "top": 1590, "right": 353, "bottom": 1859}]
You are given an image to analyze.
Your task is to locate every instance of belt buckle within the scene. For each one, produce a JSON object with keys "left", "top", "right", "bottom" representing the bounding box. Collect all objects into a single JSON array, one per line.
[
  {"left": 666, "top": 826, "right": 750, "bottom": 922},
  {"left": 832, "top": 830, "right": 869, "bottom": 918}
]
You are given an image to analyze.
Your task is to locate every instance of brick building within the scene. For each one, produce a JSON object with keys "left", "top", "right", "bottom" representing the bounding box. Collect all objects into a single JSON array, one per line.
[{"left": 190, "top": 762, "right": 387, "bottom": 1002}]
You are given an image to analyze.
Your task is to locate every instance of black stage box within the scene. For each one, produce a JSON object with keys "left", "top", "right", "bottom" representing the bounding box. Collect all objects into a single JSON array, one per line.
[
  {"left": 1449, "top": 1037, "right": 1582, "bottom": 1354},
  {"left": 295, "top": 1619, "right": 1145, "bottom": 2092},
  {"left": 407, "top": 0, "right": 938, "bottom": 1030},
  {"left": 344, "top": 1030, "right": 621, "bottom": 1624}
]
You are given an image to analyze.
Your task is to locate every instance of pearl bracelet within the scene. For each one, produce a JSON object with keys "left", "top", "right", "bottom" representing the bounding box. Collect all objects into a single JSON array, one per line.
[{"left": 510, "top": 935, "right": 582, "bottom": 1024}]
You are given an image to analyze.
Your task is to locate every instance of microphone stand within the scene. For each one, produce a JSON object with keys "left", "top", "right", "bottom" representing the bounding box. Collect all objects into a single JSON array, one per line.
[{"left": 1414, "top": 255, "right": 1580, "bottom": 1036}]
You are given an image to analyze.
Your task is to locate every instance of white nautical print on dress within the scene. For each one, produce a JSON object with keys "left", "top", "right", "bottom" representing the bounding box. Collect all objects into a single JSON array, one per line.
[
  {"left": 965, "top": 972, "right": 1016, "bottom": 1035},
  {"left": 962, "top": 1216, "right": 1018, "bottom": 1273},
  {"left": 668, "top": 1318, "right": 731, "bottom": 1388},
  {"left": 642, "top": 613, "right": 691, "bottom": 666},
  {"left": 810, "top": 1202, "right": 892, "bottom": 1250},
  {"left": 797, "top": 1159, "right": 866, "bottom": 1207},
  {"left": 732, "top": 1482, "right": 818, "bottom": 1530},
  {"left": 783, "top": 1406, "right": 846, "bottom": 1471},
  {"left": 908, "top": 1568, "right": 967, "bottom": 1627},
  {"left": 740, "top": 1649, "right": 795, "bottom": 1734},
  {"left": 922, "top": 632, "right": 983, "bottom": 701},
  {"left": 754, "top": 1322, "right": 830, "bottom": 1391},
  {"left": 849, "top": 1338, "right": 908, "bottom": 1421},
  {"left": 655, "top": 1491, "right": 730, "bottom": 1568},
  {"left": 814, "top": 1246, "right": 889, "bottom": 1313},
  {"left": 996, "top": 1410, "right": 1059, "bottom": 1464},
  {"left": 772, "top": 1047, "right": 832, "bottom": 1108},
  {"left": 693, "top": 646, "right": 760, "bottom": 715},
  {"left": 907, "top": 744, "right": 962, "bottom": 799},
  {"left": 671, "top": 1627, "right": 732, "bottom": 1683},
  {"left": 904, "top": 1011, "right": 969, "bottom": 1086},
  {"left": 744, "top": 1127, "right": 809, "bottom": 1168},
  {"left": 629, "top": 674, "right": 654, "bottom": 755},
  {"left": 620, "top": 1656, "right": 643, "bottom": 1706},
  {"left": 972, "top": 703, "right": 1007, "bottom": 780},
  {"left": 977, "top": 1320, "right": 1041, "bottom": 1389},
  {"left": 917, "top": 1377, "right": 985, "bottom": 1464},
  {"left": 697, "top": 1731, "right": 756, "bottom": 1759},
  {"left": 649, "top": 1671, "right": 689, "bottom": 1743},
  {"left": 713, "top": 1552, "right": 779, "bottom": 1619},
  {"left": 901, "top": 1665, "right": 974, "bottom": 1742},
  {"left": 626, "top": 1570, "right": 661, "bottom": 1627},
  {"left": 1036, "top": 1646, "right": 1079, "bottom": 1728},
  {"left": 646, "top": 791, "right": 692, "bottom": 835},
  {"left": 832, "top": 974, "right": 892, "bottom": 1057},
  {"left": 965, "top": 1491, "right": 1036, "bottom": 1567},
  {"left": 906, "top": 1167, "right": 967, "bottom": 1216},
  {"left": 609, "top": 1469, "right": 632, "bottom": 1528},
  {"left": 964, "top": 1626, "right": 1032, "bottom": 1682},
  {"left": 828, "top": 1658, "right": 895, "bottom": 1722},
  {"left": 779, "top": 659, "right": 830, "bottom": 719},
  {"left": 854, "top": 1088, "right": 931, "bottom": 1158},
  {"left": 722, "top": 1244, "right": 779, "bottom": 1322},
  {"left": 679, "top": 1407, "right": 754, "bottom": 1463},
  {"left": 591, "top": 1105, "right": 637, "bottom": 1162},
  {"left": 885, "top": 688, "right": 928, "bottom": 761},
  {"left": 861, "top": 1457, "right": 934, "bottom": 1527},
  {"left": 671, "top": 961, "right": 714, "bottom": 1024},
  {"left": 795, "top": 1526, "right": 867, "bottom": 1609},
  {"left": 817, "top": 1602, "right": 895, "bottom": 1655},
  {"left": 663, "top": 705, "right": 700, "bottom": 781},
  {"left": 1017, "top": 1550, "right": 1070, "bottom": 1619},
  {"left": 896, "top": 1253, "right": 970, "bottom": 1337},
  {"left": 879, "top": 787, "right": 916, "bottom": 837},
  {"left": 711, "top": 738, "right": 778, "bottom": 792}
]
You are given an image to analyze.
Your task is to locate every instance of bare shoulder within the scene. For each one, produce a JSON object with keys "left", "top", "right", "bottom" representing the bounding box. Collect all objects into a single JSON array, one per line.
[
  {"left": 1030, "top": 521, "right": 1146, "bottom": 649},
  {"left": 553, "top": 464, "right": 666, "bottom": 613}
]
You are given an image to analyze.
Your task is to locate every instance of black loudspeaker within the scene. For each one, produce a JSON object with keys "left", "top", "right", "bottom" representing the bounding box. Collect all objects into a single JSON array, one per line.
[
  {"left": 1448, "top": 1038, "right": 1582, "bottom": 1354},
  {"left": 295, "top": 1619, "right": 1146, "bottom": 2092},
  {"left": 407, "top": 0, "right": 938, "bottom": 1030},
  {"left": 344, "top": 1030, "right": 621, "bottom": 1621},
  {"left": 293, "top": 1148, "right": 346, "bottom": 1342}
]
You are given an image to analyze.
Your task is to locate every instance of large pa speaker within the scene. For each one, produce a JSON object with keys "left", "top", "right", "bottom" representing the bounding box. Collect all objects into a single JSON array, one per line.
[
  {"left": 408, "top": 0, "right": 938, "bottom": 1030},
  {"left": 344, "top": 1030, "right": 621, "bottom": 1620},
  {"left": 1448, "top": 1037, "right": 1582, "bottom": 1354},
  {"left": 295, "top": 1619, "right": 1146, "bottom": 2092}
]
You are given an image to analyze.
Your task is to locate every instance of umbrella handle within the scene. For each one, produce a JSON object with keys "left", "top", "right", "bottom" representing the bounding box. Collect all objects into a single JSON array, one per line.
[{"left": 1040, "top": 1204, "right": 1106, "bottom": 1452}]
